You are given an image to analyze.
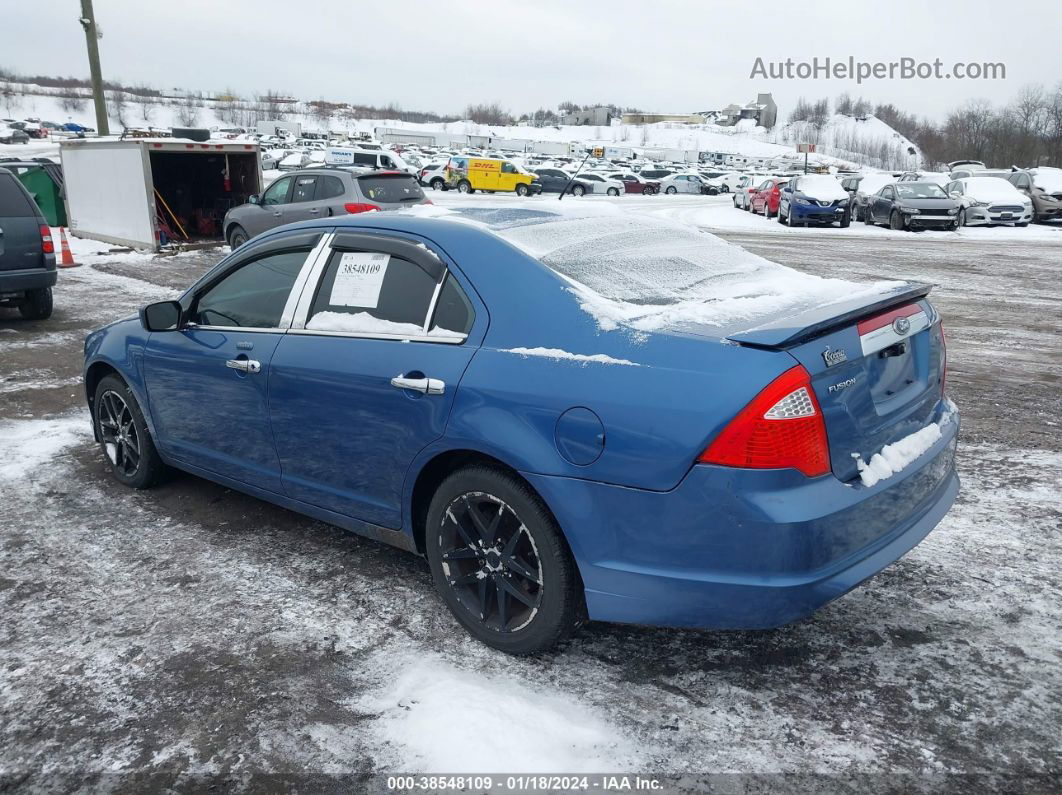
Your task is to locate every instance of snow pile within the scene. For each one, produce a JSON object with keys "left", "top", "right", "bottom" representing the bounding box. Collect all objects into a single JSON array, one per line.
[
  {"left": 961, "top": 177, "right": 1028, "bottom": 203},
  {"left": 476, "top": 207, "right": 901, "bottom": 333},
  {"left": 306, "top": 311, "right": 458, "bottom": 336},
  {"left": 852, "top": 421, "right": 947, "bottom": 488},
  {"left": 504, "top": 347, "right": 638, "bottom": 366},
  {"left": 0, "top": 414, "right": 90, "bottom": 482},
  {"left": 357, "top": 657, "right": 636, "bottom": 773},
  {"left": 1031, "top": 167, "right": 1062, "bottom": 194},
  {"left": 795, "top": 174, "right": 849, "bottom": 202}
]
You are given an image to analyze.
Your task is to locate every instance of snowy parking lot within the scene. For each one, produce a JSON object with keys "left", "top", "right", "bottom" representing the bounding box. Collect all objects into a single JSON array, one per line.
[{"left": 1, "top": 196, "right": 1060, "bottom": 790}]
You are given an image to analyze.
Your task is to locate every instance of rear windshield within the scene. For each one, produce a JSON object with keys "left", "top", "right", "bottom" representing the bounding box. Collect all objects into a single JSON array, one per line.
[
  {"left": 357, "top": 175, "right": 424, "bottom": 203},
  {"left": 452, "top": 207, "right": 877, "bottom": 334},
  {"left": 0, "top": 174, "right": 37, "bottom": 217}
]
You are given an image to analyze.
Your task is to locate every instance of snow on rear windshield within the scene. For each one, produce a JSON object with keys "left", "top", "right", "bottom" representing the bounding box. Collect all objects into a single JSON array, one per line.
[{"left": 454, "top": 206, "right": 899, "bottom": 333}]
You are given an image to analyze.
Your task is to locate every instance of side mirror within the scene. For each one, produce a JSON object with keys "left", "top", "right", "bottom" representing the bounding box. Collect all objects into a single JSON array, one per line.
[
  {"left": 248, "top": 194, "right": 260, "bottom": 205},
  {"left": 140, "top": 300, "right": 183, "bottom": 332}
]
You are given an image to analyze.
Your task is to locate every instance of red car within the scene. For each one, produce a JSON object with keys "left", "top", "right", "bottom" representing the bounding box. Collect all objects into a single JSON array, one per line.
[
  {"left": 749, "top": 177, "right": 790, "bottom": 218},
  {"left": 608, "top": 172, "right": 660, "bottom": 195}
]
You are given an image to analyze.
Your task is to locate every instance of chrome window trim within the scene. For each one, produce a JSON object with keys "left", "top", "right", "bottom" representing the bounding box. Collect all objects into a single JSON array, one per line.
[
  {"left": 280, "top": 232, "right": 334, "bottom": 329},
  {"left": 287, "top": 328, "right": 467, "bottom": 345},
  {"left": 422, "top": 278, "right": 445, "bottom": 334},
  {"left": 291, "top": 233, "right": 342, "bottom": 330},
  {"left": 184, "top": 324, "right": 288, "bottom": 334}
]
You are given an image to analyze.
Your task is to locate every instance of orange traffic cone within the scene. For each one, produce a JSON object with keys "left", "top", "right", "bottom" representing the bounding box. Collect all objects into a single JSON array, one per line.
[{"left": 58, "top": 227, "right": 79, "bottom": 268}]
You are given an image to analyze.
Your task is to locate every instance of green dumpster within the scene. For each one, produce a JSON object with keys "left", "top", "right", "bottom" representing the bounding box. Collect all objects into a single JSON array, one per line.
[{"left": 18, "top": 166, "right": 67, "bottom": 227}]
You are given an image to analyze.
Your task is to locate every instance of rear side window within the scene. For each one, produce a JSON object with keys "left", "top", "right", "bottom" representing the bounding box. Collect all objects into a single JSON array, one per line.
[
  {"left": 306, "top": 250, "right": 437, "bottom": 335},
  {"left": 0, "top": 174, "right": 37, "bottom": 217},
  {"left": 193, "top": 249, "right": 310, "bottom": 328},
  {"left": 357, "top": 175, "right": 424, "bottom": 203},
  {"left": 430, "top": 275, "right": 474, "bottom": 335},
  {"left": 315, "top": 175, "right": 345, "bottom": 200}
]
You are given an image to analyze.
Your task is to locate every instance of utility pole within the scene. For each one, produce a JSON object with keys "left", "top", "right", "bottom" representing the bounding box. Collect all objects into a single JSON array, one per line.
[{"left": 78, "top": 0, "right": 109, "bottom": 136}]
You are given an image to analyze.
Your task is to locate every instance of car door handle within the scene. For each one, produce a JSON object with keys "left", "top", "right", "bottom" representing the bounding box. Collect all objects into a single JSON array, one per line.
[
  {"left": 226, "top": 359, "right": 261, "bottom": 374},
  {"left": 272, "top": 211, "right": 282, "bottom": 217},
  {"left": 390, "top": 375, "right": 444, "bottom": 395},
  {"left": 309, "top": 208, "right": 320, "bottom": 214}
]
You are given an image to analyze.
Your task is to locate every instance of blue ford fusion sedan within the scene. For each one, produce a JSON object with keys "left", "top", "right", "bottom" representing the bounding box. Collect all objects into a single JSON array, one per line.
[{"left": 83, "top": 205, "right": 959, "bottom": 654}]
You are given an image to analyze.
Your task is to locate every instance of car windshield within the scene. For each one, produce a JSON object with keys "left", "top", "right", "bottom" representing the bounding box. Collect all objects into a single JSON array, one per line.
[
  {"left": 895, "top": 184, "right": 947, "bottom": 199},
  {"left": 448, "top": 206, "right": 889, "bottom": 333}
]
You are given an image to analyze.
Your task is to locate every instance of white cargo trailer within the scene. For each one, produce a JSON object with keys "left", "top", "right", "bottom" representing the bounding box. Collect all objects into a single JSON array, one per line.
[
  {"left": 530, "top": 140, "right": 573, "bottom": 156},
  {"left": 256, "top": 120, "right": 302, "bottom": 138},
  {"left": 60, "top": 137, "right": 262, "bottom": 250}
]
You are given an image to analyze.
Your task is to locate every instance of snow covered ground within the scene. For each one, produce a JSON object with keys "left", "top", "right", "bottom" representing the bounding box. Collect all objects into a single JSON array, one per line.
[{"left": 0, "top": 199, "right": 1059, "bottom": 790}]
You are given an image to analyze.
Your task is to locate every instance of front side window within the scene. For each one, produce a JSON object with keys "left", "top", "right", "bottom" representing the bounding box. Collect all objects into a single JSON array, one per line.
[
  {"left": 305, "top": 250, "right": 439, "bottom": 336},
  {"left": 193, "top": 249, "right": 310, "bottom": 328},
  {"left": 261, "top": 177, "right": 292, "bottom": 206},
  {"left": 501, "top": 162, "right": 518, "bottom": 174}
]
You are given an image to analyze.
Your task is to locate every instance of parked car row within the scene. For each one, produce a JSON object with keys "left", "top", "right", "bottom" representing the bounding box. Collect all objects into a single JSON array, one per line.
[{"left": 735, "top": 165, "right": 1053, "bottom": 232}]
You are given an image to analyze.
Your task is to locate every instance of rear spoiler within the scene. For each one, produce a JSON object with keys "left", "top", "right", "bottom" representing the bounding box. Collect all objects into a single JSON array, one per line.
[{"left": 727, "top": 282, "right": 933, "bottom": 350}]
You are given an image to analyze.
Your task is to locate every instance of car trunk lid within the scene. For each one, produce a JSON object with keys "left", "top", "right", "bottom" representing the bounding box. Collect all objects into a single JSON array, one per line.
[{"left": 727, "top": 284, "right": 946, "bottom": 482}]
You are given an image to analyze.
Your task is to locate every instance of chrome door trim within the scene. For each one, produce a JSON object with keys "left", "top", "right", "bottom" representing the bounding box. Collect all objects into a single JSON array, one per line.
[
  {"left": 280, "top": 231, "right": 334, "bottom": 329},
  {"left": 422, "top": 277, "right": 445, "bottom": 333},
  {"left": 286, "top": 328, "right": 467, "bottom": 345}
]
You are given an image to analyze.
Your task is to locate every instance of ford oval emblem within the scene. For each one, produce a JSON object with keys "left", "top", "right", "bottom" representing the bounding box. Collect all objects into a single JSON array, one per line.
[{"left": 892, "top": 316, "right": 912, "bottom": 335}]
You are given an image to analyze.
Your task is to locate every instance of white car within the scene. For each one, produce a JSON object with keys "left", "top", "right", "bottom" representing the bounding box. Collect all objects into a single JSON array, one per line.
[
  {"left": 278, "top": 152, "right": 314, "bottom": 171},
  {"left": 576, "top": 172, "right": 625, "bottom": 196},
  {"left": 659, "top": 173, "right": 706, "bottom": 195},
  {"left": 732, "top": 174, "right": 768, "bottom": 209},
  {"left": 944, "top": 177, "right": 1034, "bottom": 227}
]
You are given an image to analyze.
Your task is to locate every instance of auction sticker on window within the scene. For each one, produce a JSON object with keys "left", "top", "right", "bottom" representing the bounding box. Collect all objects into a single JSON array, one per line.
[{"left": 329, "top": 252, "right": 389, "bottom": 308}]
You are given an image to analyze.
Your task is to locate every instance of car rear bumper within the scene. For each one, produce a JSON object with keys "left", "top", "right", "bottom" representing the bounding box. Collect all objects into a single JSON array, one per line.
[
  {"left": 0, "top": 266, "right": 57, "bottom": 293},
  {"left": 525, "top": 408, "right": 959, "bottom": 629}
]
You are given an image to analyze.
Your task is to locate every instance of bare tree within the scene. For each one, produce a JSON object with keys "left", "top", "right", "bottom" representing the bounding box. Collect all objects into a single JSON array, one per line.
[
  {"left": 464, "top": 102, "right": 511, "bottom": 125},
  {"left": 108, "top": 88, "right": 128, "bottom": 128},
  {"left": 176, "top": 91, "right": 200, "bottom": 127}
]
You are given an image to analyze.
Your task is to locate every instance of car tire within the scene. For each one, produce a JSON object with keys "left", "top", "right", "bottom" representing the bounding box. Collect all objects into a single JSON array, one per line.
[
  {"left": 572, "top": 185, "right": 585, "bottom": 197},
  {"left": 1016, "top": 222, "right": 1029, "bottom": 227},
  {"left": 864, "top": 207, "right": 875, "bottom": 226},
  {"left": 607, "top": 187, "right": 619, "bottom": 196},
  {"left": 779, "top": 206, "right": 788, "bottom": 225},
  {"left": 839, "top": 214, "right": 850, "bottom": 228},
  {"left": 644, "top": 186, "right": 654, "bottom": 195},
  {"left": 457, "top": 180, "right": 473, "bottom": 194},
  {"left": 720, "top": 185, "right": 729, "bottom": 193},
  {"left": 764, "top": 202, "right": 773, "bottom": 219},
  {"left": 430, "top": 178, "right": 446, "bottom": 191},
  {"left": 957, "top": 209, "right": 967, "bottom": 228},
  {"left": 516, "top": 184, "right": 529, "bottom": 197},
  {"left": 665, "top": 186, "right": 677, "bottom": 194},
  {"left": 425, "top": 466, "right": 584, "bottom": 655},
  {"left": 18, "top": 287, "right": 53, "bottom": 320},
  {"left": 889, "top": 211, "right": 904, "bottom": 231},
  {"left": 93, "top": 374, "right": 167, "bottom": 490},
  {"left": 227, "top": 225, "right": 248, "bottom": 249}
]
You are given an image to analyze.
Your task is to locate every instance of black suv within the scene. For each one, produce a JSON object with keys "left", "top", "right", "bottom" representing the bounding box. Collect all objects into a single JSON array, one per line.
[{"left": 0, "top": 168, "right": 56, "bottom": 319}]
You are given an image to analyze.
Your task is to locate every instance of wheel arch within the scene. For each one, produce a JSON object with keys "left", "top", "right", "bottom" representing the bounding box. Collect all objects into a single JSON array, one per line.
[{"left": 406, "top": 447, "right": 579, "bottom": 575}]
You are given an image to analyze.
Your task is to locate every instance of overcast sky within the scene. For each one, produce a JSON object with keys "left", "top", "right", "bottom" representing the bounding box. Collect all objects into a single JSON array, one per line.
[{"left": 10, "top": 0, "right": 1062, "bottom": 121}]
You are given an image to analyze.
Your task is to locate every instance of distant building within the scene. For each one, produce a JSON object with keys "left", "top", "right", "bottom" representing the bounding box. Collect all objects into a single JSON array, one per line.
[
  {"left": 705, "top": 93, "right": 778, "bottom": 129},
  {"left": 561, "top": 106, "right": 614, "bottom": 126},
  {"left": 620, "top": 112, "right": 704, "bottom": 125}
]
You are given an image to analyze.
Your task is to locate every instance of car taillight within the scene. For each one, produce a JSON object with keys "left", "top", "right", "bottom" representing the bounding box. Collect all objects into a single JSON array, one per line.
[
  {"left": 343, "top": 203, "right": 380, "bottom": 214},
  {"left": 423, "top": 199, "right": 433, "bottom": 205},
  {"left": 698, "top": 365, "right": 830, "bottom": 477},
  {"left": 40, "top": 225, "right": 54, "bottom": 253}
]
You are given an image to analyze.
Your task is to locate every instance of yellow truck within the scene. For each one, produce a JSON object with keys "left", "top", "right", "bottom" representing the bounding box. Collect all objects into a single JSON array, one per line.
[{"left": 444, "top": 157, "right": 542, "bottom": 196}]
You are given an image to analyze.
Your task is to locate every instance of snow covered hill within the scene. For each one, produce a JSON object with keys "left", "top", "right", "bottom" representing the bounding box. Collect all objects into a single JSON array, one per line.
[{"left": 1, "top": 81, "right": 919, "bottom": 171}]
